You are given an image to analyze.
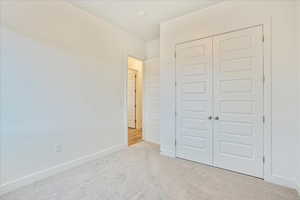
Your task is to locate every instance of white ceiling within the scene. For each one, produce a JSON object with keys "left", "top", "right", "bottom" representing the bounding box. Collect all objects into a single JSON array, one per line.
[{"left": 69, "top": 0, "right": 224, "bottom": 41}]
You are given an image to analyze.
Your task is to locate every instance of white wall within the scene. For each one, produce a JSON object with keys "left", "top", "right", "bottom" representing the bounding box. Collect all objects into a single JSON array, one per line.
[
  {"left": 144, "top": 39, "right": 160, "bottom": 144},
  {"left": 0, "top": 1, "right": 144, "bottom": 193},
  {"left": 160, "top": 1, "right": 299, "bottom": 189},
  {"left": 146, "top": 39, "right": 160, "bottom": 59}
]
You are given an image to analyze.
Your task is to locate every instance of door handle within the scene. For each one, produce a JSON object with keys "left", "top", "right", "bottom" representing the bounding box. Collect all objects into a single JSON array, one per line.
[
  {"left": 208, "top": 116, "right": 213, "bottom": 120},
  {"left": 215, "top": 116, "right": 219, "bottom": 120}
]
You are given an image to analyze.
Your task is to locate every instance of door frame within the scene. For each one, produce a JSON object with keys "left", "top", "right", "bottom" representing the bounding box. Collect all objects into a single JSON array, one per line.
[
  {"left": 123, "top": 55, "right": 144, "bottom": 146},
  {"left": 174, "top": 24, "right": 272, "bottom": 181}
]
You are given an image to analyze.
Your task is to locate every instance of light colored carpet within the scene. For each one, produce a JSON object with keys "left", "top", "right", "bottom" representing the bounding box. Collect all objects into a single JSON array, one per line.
[{"left": 1, "top": 142, "right": 299, "bottom": 200}]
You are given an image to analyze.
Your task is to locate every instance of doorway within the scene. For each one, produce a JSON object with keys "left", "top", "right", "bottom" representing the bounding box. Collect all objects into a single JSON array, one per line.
[{"left": 128, "top": 56, "right": 143, "bottom": 146}]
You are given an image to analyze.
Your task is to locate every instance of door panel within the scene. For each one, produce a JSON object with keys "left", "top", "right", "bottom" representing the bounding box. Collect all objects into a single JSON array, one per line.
[
  {"left": 213, "top": 26, "right": 264, "bottom": 177},
  {"left": 128, "top": 70, "right": 136, "bottom": 128},
  {"left": 175, "top": 38, "right": 213, "bottom": 164}
]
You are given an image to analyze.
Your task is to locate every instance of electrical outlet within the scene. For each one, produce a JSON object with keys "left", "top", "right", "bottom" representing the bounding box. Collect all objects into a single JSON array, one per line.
[{"left": 55, "top": 144, "right": 62, "bottom": 153}]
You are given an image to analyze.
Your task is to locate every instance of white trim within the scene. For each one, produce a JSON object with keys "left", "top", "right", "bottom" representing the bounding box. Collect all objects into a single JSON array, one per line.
[
  {"left": 295, "top": 178, "right": 300, "bottom": 196},
  {"left": 0, "top": 55, "right": 2, "bottom": 185},
  {"left": 262, "top": 18, "right": 273, "bottom": 185},
  {"left": 0, "top": 137, "right": 1, "bottom": 186},
  {"left": 142, "top": 59, "right": 146, "bottom": 141},
  {"left": 0, "top": 144, "right": 127, "bottom": 196},
  {"left": 144, "top": 138, "right": 159, "bottom": 145},
  {"left": 141, "top": 59, "right": 145, "bottom": 139},
  {"left": 265, "top": 175, "right": 297, "bottom": 190},
  {"left": 160, "top": 148, "right": 175, "bottom": 158},
  {"left": 123, "top": 50, "right": 129, "bottom": 146}
]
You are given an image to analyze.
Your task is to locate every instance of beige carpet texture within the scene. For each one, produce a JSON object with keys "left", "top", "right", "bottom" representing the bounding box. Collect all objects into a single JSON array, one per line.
[{"left": 1, "top": 142, "right": 299, "bottom": 200}]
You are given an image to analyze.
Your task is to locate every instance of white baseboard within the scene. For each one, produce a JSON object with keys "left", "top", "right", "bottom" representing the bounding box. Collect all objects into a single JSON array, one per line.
[
  {"left": 159, "top": 151, "right": 298, "bottom": 193},
  {"left": 160, "top": 148, "right": 175, "bottom": 158},
  {"left": 296, "top": 182, "right": 300, "bottom": 197},
  {"left": 144, "top": 138, "right": 160, "bottom": 145},
  {"left": 0, "top": 144, "right": 127, "bottom": 196},
  {"left": 265, "top": 174, "right": 297, "bottom": 190}
]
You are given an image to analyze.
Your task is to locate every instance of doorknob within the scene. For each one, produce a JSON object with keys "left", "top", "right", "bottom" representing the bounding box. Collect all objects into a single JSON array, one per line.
[
  {"left": 208, "top": 116, "right": 213, "bottom": 120},
  {"left": 215, "top": 116, "right": 219, "bottom": 120}
]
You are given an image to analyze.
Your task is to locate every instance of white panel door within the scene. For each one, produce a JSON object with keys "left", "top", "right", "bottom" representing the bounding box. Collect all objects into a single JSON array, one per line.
[
  {"left": 128, "top": 70, "right": 136, "bottom": 128},
  {"left": 213, "top": 26, "right": 264, "bottom": 177},
  {"left": 175, "top": 38, "right": 213, "bottom": 164}
]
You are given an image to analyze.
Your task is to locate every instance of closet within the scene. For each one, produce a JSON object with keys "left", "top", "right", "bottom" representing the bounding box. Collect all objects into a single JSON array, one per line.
[{"left": 175, "top": 26, "right": 264, "bottom": 178}]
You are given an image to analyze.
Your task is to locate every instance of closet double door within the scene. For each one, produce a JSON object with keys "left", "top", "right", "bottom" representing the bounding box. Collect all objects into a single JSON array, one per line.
[{"left": 175, "top": 26, "right": 264, "bottom": 178}]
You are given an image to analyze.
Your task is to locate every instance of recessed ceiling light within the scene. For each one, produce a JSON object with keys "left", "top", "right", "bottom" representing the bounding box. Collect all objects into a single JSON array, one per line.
[{"left": 137, "top": 10, "right": 146, "bottom": 16}]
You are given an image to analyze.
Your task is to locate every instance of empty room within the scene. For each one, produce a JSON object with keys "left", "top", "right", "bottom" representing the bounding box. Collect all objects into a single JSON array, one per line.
[{"left": 0, "top": 0, "right": 299, "bottom": 200}]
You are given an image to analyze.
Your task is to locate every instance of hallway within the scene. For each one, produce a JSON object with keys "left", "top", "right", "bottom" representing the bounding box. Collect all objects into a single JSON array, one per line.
[{"left": 128, "top": 128, "right": 143, "bottom": 146}]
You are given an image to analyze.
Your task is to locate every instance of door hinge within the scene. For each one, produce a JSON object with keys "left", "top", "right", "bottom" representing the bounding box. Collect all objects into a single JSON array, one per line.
[
  {"left": 263, "top": 116, "right": 265, "bottom": 123},
  {"left": 263, "top": 156, "right": 265, "bottom": 163},
  {"left": 263, "top": 75, "right": 266, "bottom": 84},
  {"left": 262, "top": 35, "right": 265, "bottom": 43},
  {"left": 175, "top": 82, "right": 177, "bottom": 87}
]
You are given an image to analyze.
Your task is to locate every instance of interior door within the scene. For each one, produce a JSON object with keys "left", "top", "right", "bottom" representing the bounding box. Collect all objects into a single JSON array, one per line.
[
  {"left": 128, "top": 70, "right": 136, "bottom": 128},
  {"left": 175, "top": 38, "right": 213, "bottom": 164},
  {"left": 213, "top": 26, "right": 264, "bottom": 177}
]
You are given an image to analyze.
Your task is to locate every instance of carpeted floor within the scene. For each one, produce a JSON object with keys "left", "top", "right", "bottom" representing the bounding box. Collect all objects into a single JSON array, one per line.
[{"left": 1, "top": 142, "right": 299, "bottom": 200}]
